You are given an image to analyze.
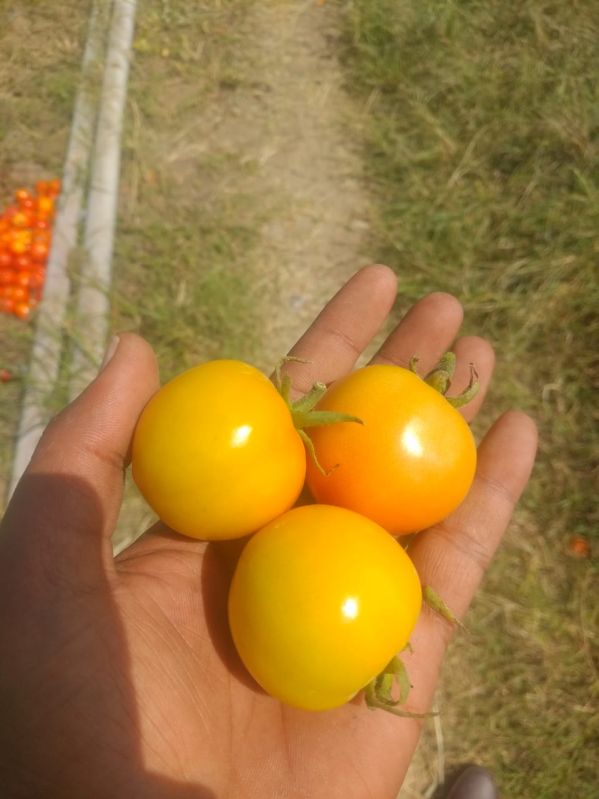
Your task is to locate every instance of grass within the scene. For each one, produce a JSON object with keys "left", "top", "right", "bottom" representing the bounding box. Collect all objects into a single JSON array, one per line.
[
  {"left": 113, "top": 0, "right": 262, "bottom": 379},
  {"left": 342, "top": 1, "right": 598, "bottom": 795}
]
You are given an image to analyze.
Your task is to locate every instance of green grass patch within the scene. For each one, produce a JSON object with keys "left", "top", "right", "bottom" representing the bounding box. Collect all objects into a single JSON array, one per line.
[
  {"left": 342, "top": 1, "right": 598, "bottom": 795},
  {"left": 113, "top": 0, "right": 260, "bottom": 379}
]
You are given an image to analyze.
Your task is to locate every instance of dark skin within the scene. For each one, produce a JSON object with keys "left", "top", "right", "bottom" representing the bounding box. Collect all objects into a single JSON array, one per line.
[{"left": 0, "top": 265, "right": 537, "bottom": 798}]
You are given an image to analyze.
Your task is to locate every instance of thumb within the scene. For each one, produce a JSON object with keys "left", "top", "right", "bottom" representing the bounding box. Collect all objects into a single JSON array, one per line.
[{"left": 1, "top": 334, "right": 159, "bottom": 572}]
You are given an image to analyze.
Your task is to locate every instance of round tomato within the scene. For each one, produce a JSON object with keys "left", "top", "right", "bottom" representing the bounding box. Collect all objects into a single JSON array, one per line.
[
  {"left": 228, "top": 504, "right": 422, "bottom": 711},
  {"left": 36, "top": 196, "right": 54, "bottom": 218},
  {"left": 132, "top": 360, "right": 306, "bottom": 540},
  {"left": 13, "top": 301, "right": 31, "bottom": 320},
  {"left": 30, "top": 242, "right": 49, "bottom": 263},
  {"left": 15, "top": 254, "right": 32, "bottom": 271},
  {"left": 305, "top": 365, "right": 477, "bottom": 535}
]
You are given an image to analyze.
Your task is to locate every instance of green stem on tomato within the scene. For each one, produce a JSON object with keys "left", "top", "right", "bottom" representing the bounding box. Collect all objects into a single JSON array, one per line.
[
  {"left": 411, "top": 351, "right": 480, "bottom": 409},
  {"left": 364, "top": 655, "right": 436, "bottom": 719},
  {"left": 423, "top": 585, "right": 467, "bottom": 632},
  {"left": 273, "top": 356, "right": 363, "bottom": 475}
]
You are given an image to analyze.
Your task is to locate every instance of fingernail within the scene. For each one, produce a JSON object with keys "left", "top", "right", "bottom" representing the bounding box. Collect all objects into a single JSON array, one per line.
[{"left": 99, "top": 335, "right": 120, "bottom": 373}]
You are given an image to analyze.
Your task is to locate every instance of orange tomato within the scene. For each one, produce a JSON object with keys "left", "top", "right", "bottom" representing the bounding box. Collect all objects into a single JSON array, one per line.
[
  {"left": 0, "top": 269, "right": 17, "bottom": 285},
  {"left": 30, "top": 242, "right": 49, "bottom": 263},
  {"left": 13, "top": 301, "right": 31, "bottom": 320},
  {"left": 24, "top": 270, "right": 45, "bottom": 290},
  {"left": 10, "top": 286, "right": 28, "bottom": 303},
  {"left": 11, "top": 211, "right": 31, "bottom": 229},
  {"left": 36, "top": 196, "right": 54, "bottom": 218},
  {"left": 48, "top": 178, "right": 61, "bottom": 197},
  {"left": 14, "top": 188, "right": 31, "bottom": 204},
  {"left": 0, "top": 297, "right": 15, "bottom": 314},
  {"left": 305, "top": 365, "right": 477, "bottom": 535}
]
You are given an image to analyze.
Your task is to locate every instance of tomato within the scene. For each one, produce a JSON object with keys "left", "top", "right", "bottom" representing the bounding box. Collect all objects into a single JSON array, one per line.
[
  {"left": 36, "top": 196, "right": 54, "bottom": 219},
  {"left": 15, "top": 254, "right": 32, "bottom": 271},
  {"left": 228, "top": 504, "right": 422, "bottom": 710},
  {"left": 30, "top": 241, "right": 49, "bottom": 263},
  {"left": 48, "top": 178, "right": 61, "bottom": 197},
  {"left": 10, "top": 237, "right": 31, "bottom": 256},
  {"left": 305, "top": 364, "right": 477, "bottom": 535},
  {"left": 0, "top": 251, "right": 13, "bottom": 269},
  {"left": 13, "top": 301, "right": 31, "bottom": 320},
  {"left": 0, "top": 297, "right": 15, "bottom": 314},
  {"left": 23, "top": 269, "right": 45, "bottom": 290},
  {"left": 0, "top": 269, "right": 16, "bottom": 285},
  {"left": 10, "top": 286, "right": 28, "bottom": 303},
  {"left": 14, "top": 188, "right": 31, "bottom": 204},
  {"left": 132, "top": 360, "right": 306, "bottom": 540},
  {"left": 10, "top": 211, "right": 31, "bottom": 229}
]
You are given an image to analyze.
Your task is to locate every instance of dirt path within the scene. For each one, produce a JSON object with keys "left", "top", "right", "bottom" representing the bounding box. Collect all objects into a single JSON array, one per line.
[{"left": 188, "top": 0, "right": 375, "bottom": 366}]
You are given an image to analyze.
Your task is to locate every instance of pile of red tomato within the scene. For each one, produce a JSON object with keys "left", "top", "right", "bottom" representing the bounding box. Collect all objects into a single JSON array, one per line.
[
  {"left": 132, "top": 356, "right": 477, "bottom": 713},
  {"left": 0, "top": 179, "right": 60, "bottom": 320}
]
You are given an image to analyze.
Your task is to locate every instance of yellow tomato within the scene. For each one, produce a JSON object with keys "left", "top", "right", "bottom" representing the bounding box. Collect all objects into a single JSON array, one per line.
[
  {"left": 228, "top": 504, "right": 422, "bottom": 710},
  {"left": 132, "top": 360, "right": 306, "bottom": 540}
]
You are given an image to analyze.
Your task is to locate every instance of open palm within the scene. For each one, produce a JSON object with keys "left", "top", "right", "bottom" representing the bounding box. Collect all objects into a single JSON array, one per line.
[{"left": 0, "top": 266, "right": 537, "bottom": 799}]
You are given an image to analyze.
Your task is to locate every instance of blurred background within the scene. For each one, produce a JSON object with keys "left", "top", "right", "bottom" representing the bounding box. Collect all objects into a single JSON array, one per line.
[{"left": 0, "top": 1, "right": 597, "bottom": 796}]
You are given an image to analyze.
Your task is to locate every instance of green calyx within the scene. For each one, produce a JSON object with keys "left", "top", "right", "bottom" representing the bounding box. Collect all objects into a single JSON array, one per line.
[
  {"left": 274, "top": 357, "right": 362, "bottom": 475},
  {"left": 409, "top": 351, "right": 479, "bottom": 409},
  {"left": 364, "top": 654, "right": 435, "bottom": 719},
  {"left": 365, "top": 588, "right": 465, "bottom": 718},
  {"left": 423, "top": 585, "right": 467, "bottom": 632}
]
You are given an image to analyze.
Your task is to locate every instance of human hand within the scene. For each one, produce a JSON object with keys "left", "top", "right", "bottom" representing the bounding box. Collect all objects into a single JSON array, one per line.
[{"left": 0, "top": 265, "right": 537, "bottom": 798}]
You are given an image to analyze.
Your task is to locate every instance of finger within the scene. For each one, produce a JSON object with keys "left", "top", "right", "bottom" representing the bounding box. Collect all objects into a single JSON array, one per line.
[
  {"left": 448, "top": 335, "right": 496, "bottom": 422},
  {"left": 384, "top": 410, "right": 537, "bottom": 734},
  {"left": 409, "top": 410, "right": 538, "bottom": 665},
  {"left": 371, "top": 292, "right": 463, "bottom": 373},
  {"left": 4, "top": 334, "right": 160, "bottom": 552},
  {"left": 281, "top": 264, "right": 398, "bottom": 397}
]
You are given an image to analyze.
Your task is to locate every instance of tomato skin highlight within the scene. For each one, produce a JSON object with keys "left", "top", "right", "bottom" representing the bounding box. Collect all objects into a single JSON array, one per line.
[
  {"left": 228, "top": 504, "right": 422, "bottom": 711},
  {"left": 305, "top": 365, "right": 477, "bottom": 535},
  {"left": 132, "top": 360, "right": 306, "bottom": 540}
]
